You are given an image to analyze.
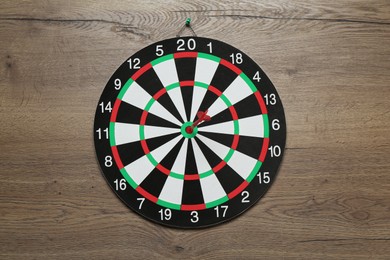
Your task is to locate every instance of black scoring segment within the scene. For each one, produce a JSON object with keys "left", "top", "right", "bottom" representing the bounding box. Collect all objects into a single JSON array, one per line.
[
  {"left": 145, "top": 133, "right": 181, "bottom": 152},
  {"left": 210, "top": 63, "right": 238, "bottom": 93},
  {"left": 159, "top": 138, "right": 185, "bottom": 170},
  {"left": 199, "top": 107, "right": 233, "bottom": 127},
  {"left": 136, "top": 67, "right": 164, "bottom": 97},
  {"left": 145, "top": 112, "right": 180, "bottom": 128},
  {"left": 197, "top": 64, "right": 238, "bottom": 113},
  {"left": 181, "top": 86, "right": 194, "bottom": 122},
  {"left": 234, "top": 94, "right": 263, "bottom": 119},
  {"left": 194, "top": 136, "right": 223, "bottom": 169},
  {"left": 156, "top": 94, "right": 184, "bottom": 124},
  {"left": 214, "top": 164, "right": 245, "bottom": 195},
  {"left": 181, "top": 179, "right": 204, "bottom": 205},
  {"left": 198, "top": 132, "right": 234, "bottom": 149},
  {"left": 175, "top": 57, "right": 197, "bottom": 81},
  {"left": 115, "top": 102, "right": 143, "bottom": 124},
  {"left": 235, "top": 135, "right": 264, "bottom": 160},
  {"left": 185, "top": 140, "right": 198, "bottom": 175},
  {"left": 116, "top": 140, "right": 145, "bottom": 166},
  {"left": 175, "top": 57, "right": 197, "bottom": 121},
  {"left": 139, "top": 168, "right": 168, "bottom": 198},
  {"left": 137, "top": 65, "right": 184, "bottom": 124}
]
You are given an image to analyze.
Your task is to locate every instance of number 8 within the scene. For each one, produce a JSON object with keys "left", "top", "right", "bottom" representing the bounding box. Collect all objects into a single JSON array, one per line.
[{"left": 105, "top": 155, "right": 113, "bottom": 167}]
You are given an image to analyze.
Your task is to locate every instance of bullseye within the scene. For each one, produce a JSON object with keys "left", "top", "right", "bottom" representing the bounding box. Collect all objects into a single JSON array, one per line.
[
  {"left": 185, "top": 126, "right": 193, "bottom": 134},
  {"left": 180, "top": 122, "right": 198, "bottom": 138}
]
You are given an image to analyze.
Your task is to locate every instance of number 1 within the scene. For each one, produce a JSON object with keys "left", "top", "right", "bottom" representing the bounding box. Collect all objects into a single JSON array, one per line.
[{"left": 207, "top": 42, "right": 212, "bottom": 53}]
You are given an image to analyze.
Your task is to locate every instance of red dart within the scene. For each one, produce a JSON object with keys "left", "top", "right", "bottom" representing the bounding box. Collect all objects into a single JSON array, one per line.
[{"left": 185, "top": 110, "right": 211, "bottom": 134}]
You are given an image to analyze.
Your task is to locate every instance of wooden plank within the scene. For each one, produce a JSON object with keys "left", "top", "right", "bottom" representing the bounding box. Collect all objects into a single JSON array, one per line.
[{"left": 1, "top": 0, "right": 390, "bottom": 259}]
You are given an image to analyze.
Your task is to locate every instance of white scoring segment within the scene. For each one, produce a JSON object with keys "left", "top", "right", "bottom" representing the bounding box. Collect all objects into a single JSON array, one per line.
[
  {"left": 153, "top": 59, "right": 187, "bottom": 122},
  {"left": 197, "top": 134, "right": 230, "bottom": 161},
  {"left": 149, "top": 135, "right": 183, "bottom": 163},
  {"left": 121, "top": 81, "right": 182, "bottom": 126},
  {"left": 198, "top": 132, "right": 260, "bottom": 180},
  {"left": 191, "top": 57, "right": 219, "bottom": 121},
  {"left": 152, "top": 59, "right": 179, "bottom": 86},
  {"left": 143, "top": 125, "right": 180, "bottom": 140},
  {"left": 237, "top": 115, "right": 265, "bottom": 138},
  {"left": 194, "top": 57, "right": 219, "bottom": 85},
  {"left": 207, "top": 75, "right": 253, "bottom": 117},
  {"left": 199, "top": 174, "right": 227, "bottom": 204},
  {"left": 190, "top": 86, "right": 207, "bottom": 122},
  {"left": 123, "top": 155, "right": 154, "bottom": 185},
  {"left": 205, "top": 98, "right": 228, "bottom": 119},
  {"left": 166, "top": 87, "right": 187, "bottom": 122},
  {"left": 123, "top": 135, "right": 182, "bottom": 185},
  {"left": 191, "top": 139, "right": 211, "bottom": 173},
  {"left": 227, "top": 149, "right": 259, "bottom": 180},
  {"left": 170, "top": 138, "right": 188, "bottom": 175},
  {"left": 192, "top": 139, "right": 227, "bottom": 204},
  {"left": 158, "top": 176, "right": 184, "bottom": 205},
  {"left": 121, "top": 81, "right": 150, "bottom": 109},
  {"left": 198, "top": 120, "right": 235, "bottom": 136},
  {"left": 113, "top": 122, "right": 140, "bottom": 146}
]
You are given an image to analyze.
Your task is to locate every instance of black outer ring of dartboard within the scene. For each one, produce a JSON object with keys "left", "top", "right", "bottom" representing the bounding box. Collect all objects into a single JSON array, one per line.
[{"left": 93, "top": 36, "right": 286, "bottom": 228}]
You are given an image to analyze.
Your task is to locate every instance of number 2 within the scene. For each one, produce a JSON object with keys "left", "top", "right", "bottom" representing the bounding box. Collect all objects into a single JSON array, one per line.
[{"left": 241, "top": 191, "right": 250, "bottom": 203}]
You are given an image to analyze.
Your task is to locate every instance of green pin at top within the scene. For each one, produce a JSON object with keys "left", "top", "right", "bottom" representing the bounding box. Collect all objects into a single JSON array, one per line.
[
  {"left": 185, "top": 18, "right": 191, "bottom": 27},
  {"left": 176, "top": 18, "right": 196, "bottom": 37}
]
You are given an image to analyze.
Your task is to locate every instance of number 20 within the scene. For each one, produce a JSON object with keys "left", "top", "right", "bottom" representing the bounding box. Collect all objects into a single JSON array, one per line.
[{"left": 177, "top": 38, "right": 196, "bottom": 51}]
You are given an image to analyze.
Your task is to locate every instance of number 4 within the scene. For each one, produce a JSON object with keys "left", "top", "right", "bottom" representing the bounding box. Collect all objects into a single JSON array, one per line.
[{"left": 253, "top": 71, "right": 261, "bottom": 82}]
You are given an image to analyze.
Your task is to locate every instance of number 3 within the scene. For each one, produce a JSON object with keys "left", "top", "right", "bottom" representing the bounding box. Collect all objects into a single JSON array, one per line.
[{"left": 190, "top": 211, "right": 199, "bottom": 223}]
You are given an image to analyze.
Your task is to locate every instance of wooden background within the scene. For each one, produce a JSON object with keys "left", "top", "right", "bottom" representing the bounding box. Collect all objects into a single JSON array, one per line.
[{"left": 1, "top": 0, "right": 389, "bottom": 259}]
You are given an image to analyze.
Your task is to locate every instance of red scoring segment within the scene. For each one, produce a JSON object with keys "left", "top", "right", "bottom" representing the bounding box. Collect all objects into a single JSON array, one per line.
[
  {"left": 110, "top": 99, "right": 121, "bottom": 123},
  {"left": 131, "top": 63, "right": 152, "bottom": 81},
  {"left": 181, "top": 203, "right": 206, "bottom": 211},
  {"left": 220, "top": 59, "right": 242, "bottom": 75},
  {"left": 174, "top": 52, "right": 198, "bottom": 59},
  {"left": 228, "top": 180, "right": 249, "bottom": 199},
  {"left": 136, "top": 186, "right": 158, "bottom": 203},
  {"left": 111, "top": 146, "right": 124, "bottom": 170},
  {"left": 180, "top": 80, "right": 195, "bottom": 87}
]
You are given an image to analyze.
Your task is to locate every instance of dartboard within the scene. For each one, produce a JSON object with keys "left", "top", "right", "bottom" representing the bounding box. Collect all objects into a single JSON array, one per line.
[{"left": 94, "top": 36, "right": 286, "bottom": 228}]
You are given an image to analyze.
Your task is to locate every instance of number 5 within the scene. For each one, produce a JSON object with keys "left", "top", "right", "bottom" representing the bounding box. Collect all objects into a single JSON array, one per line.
[{"left": 156, "top": 45, "right": 164, "bottom": 56}]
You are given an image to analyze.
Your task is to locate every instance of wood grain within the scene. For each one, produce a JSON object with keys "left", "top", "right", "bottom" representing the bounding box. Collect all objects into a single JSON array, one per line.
[{"left": 1, "top": 0, "right": 389, "bottom": 259}]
